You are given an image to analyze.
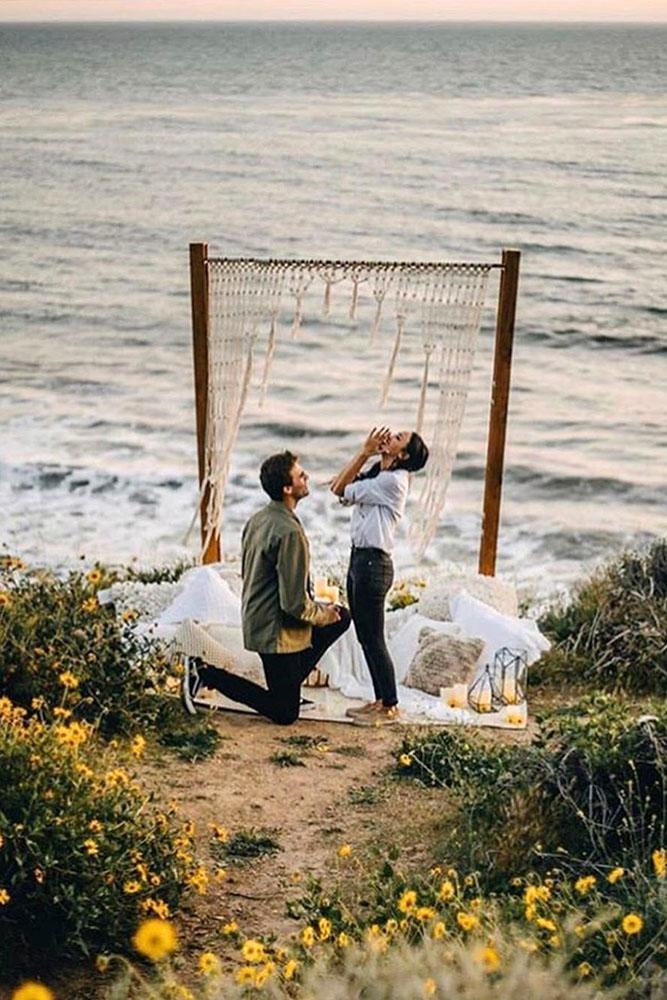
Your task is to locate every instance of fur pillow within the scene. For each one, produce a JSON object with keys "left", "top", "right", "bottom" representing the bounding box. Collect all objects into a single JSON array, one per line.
[
  {"left": 405, "top": 627, "right": 484, "bottom": 696},
  {"left": 419, "top": 573, "right": 518, "bottom": 622}
]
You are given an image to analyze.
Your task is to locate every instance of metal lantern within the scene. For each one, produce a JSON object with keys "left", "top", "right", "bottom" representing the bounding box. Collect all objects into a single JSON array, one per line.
[
  {"left": 494, "top": 647, "right": 528, "bottom": 705},
  {"left": 467, "top": 665, "right": 502, "bottom": 714}
]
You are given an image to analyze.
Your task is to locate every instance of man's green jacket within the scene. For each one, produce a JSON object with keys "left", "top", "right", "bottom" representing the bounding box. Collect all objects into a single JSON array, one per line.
[{"left": 241, "top": 500, "right": 331, "bottom": 654}]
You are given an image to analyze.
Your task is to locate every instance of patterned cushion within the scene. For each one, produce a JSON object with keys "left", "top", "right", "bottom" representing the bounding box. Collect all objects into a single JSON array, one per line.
[{"left": 405, "top": 628, "right": 484, "bottom": 696}]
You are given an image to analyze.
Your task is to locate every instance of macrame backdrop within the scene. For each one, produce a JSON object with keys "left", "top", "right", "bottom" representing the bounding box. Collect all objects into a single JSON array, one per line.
[{"left": 201, "top": 258, "right": 492, "bottom": 561}]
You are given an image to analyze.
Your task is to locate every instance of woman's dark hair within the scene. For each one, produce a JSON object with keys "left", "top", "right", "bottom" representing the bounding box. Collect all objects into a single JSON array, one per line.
[
  {"left": 394, "top": 432, "right": 429, "bottom": 473},
  {"left": 356, "top": 432, "right": 429, "bottom": 481},
  {"left": 260, "top": 450, "right": 298, "bottom": 501}
]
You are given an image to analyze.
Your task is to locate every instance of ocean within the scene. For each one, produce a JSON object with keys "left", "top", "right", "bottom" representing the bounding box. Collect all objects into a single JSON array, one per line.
[{"left": 1, "top": 21, "right": 665, "bottom": 595}]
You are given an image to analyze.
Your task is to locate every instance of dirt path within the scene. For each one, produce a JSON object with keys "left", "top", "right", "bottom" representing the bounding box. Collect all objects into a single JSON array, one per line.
[{"left": 140, "top": 711, "right": 404, "bottom": 953}]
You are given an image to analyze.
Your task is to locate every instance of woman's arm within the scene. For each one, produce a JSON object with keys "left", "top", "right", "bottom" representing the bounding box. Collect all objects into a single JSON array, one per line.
[{"left": 330, "top": 427, "right": 389, "bottom": 497}]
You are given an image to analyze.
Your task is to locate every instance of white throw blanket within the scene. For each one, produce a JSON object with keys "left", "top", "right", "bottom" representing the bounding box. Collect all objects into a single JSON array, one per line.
[{"left": 100, "top": 566, "right": 549, "bottom": 726}]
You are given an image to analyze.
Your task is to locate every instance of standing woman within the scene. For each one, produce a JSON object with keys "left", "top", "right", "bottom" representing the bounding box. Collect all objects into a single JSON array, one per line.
[{"left": 331, "top": 427, "right": 429, "bottom": 725}]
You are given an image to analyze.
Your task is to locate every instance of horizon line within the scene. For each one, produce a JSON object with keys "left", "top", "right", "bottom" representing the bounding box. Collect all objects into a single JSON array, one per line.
[{"left": 2, "top": 18, "right": 667, "bottom": 26}]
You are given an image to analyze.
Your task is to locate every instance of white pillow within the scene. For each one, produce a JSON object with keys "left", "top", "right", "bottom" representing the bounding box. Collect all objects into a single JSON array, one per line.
[
  {"left": 175, "top": 619, "right": 263, "bottom": 684},
  {"left": 449, "top": 591, "right": 550, "bottom": 669},
  {"left": 157, "top": 566, "right": 241, "bottom": 627},
  {"left": 419, "top": 573, "right": 518, "bottom": 621}
]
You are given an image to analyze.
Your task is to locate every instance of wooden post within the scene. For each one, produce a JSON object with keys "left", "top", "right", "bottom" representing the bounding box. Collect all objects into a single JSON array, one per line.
[
  {"left": 190, "top": 242, "right": 221, "bottom": 564},
  {"left": 478, "top": 248, "right": 521, "bottom": 577}
]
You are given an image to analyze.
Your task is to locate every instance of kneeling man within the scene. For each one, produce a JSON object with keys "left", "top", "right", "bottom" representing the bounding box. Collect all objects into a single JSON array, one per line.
[{"left": 182, "top": 450, "right": 350, "bottom": 725}]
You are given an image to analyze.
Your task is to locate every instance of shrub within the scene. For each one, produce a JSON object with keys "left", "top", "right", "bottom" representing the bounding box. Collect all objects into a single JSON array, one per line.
[
  {"left": 0, "top": 698, "right": 201, "bottom": 977},
  {"left": 0, "top": 565, "right": 177, "bottom": 737},
  {"left": 395, "top": 698, "right": 667, "bottom": 892},
  {"left": 99, "top": 928, "right": 621, "bottom": 999},
  {"left": 536, "top": 540, "right": 667, "bottom": 695}
]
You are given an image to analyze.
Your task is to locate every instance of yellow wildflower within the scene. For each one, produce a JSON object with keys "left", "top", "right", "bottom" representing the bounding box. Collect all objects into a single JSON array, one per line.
[
  {"left": 301, "top": 926, "right": 315, "bottom": 948},
  {"left": 476, "top": 945, "right": 500, "bottom": 972},
  {"left": 318, "top": 917, "right": 332, "bottom": 940},
  {"left": 140, "top": 898, "right": 170, "bottom": 920},
  {"left": 432, "top": 921, "right": 446, "bottom": 940},
  {"left": 83, "top": 839, "right": 99, "bottom": 857},
  {"left": 0, "top": 889, "right": 11, "bottom": 905},
  {"left": 385, "top": 918, "right": 398, "bottom": 935},
  {"left": 0, "top": 592, "right": 12, "bottom": 608},
  {"left": 31, "top": 697, "right": 45, "bottom": 711},
  {"left": 536, "top": 917, "right": 557, "bottom": 932},
  {"left": 398, "top": 889, "right": 417, "bottom": 913},
  {"left": 549, "top": 934, "right": 562, "bottom": 948},
  {"left": 11, "top": 984, "right": 53, "bottom": 1000},
  {"left": 574, "top": 875, "right": 596, "bottom": 895},
  {"left": 524, "top": 884, "right": 550, "bottom": 905},
  {"left": 242, "top": 939, "right": 267, "bottom": 964},
  {"left": 235, "top": 966, "right": 256, "bottom": 986},
  {"left": 122, "top": 608, "right": 138, "bottom": 622},
  {"left": 187, "top": 866, "right": 209, "bottom": 895},
  {"left": 399, "top": 753, "right": 412, "bottom": 767},
  {"left": 338, "top": 843, "right": 352, "bottom": 859},
  {"left": 607, "top": 867, "right": 624, "bottom": 884},
  {"left": 456, "top": 912, "right": 478, "bottom": 932},
  {"left": 438, "top": 880, "right": 455, "bottom": 901},
  {"left": 284, "top": 959, "right": 298, "bottom": 980},
  {"left": 222, "top": 920, "right": 238, "bottom": 935},
  {"left": 337, "top": 932, "right": 350, "bottom": 948},
  {"left": 81, "top": 597, "right": 98, "bottom": 613},
  {"left": 95, "top": 955, "right": 110, "bottom": 972},
  {"left": 621, "top": 913, "right": 643, "bottom": 936},
  {"left": 58, "top": 670, "right": 79, "bottom": 689},
  {"left": 132, "top": 919, "right": 178, "bottom": 961},
  {"left": 198, "top": 951, "right": 221, "bottom": 976},
  {"left": 578, "top": 962, "right": 593, "bottom": 978},
  {"left": 417, "top": 906, "right": 436, "bottom": 922},
  {"left": 89, "top": 819, "right": 103, "bottom": 833},
  {"left": 131, "top": 734, "right": 146, "bottom": 758},
  {"left": 183, "top": 820, "right": 196, "bottom": 838},
  {"left": 124, "top": 881, "right": 141, "bottom": 894},
  {"left": 214, "top": 867, "right": 226, "bottom": 882},
  {"left": 652, "top": 849, "right": 666, "bottom": 879},
  {"left": 423, "top": 979, "right": 437, "bottom": 997},
  {"left": 210, "top": 824, "right": 229, "bottom": 843},
  {"left": 86, "top": 568, "right": 102, "bottom": 584},
  {"left": 255, "top": 964, "right": 274, "bottom": 987}
]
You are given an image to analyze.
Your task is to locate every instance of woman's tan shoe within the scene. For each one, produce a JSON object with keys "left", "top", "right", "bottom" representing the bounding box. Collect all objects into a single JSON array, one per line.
[{"left": 353, "top": 705, "right": 400, "bottom": 727}]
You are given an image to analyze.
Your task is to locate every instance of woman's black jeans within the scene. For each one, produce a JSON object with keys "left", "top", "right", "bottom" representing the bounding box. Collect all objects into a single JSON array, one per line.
[{"left": 347, "top": 546, "right": 397, "bottom": 707}]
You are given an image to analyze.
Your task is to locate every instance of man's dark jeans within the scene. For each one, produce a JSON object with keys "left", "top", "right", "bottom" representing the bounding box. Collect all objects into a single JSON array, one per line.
[
  {"left": 198, "top": 608, "right": 351, "bottom": 725},
  {"left": 347, "top": 546, "right": 397, "bottom": 707}
]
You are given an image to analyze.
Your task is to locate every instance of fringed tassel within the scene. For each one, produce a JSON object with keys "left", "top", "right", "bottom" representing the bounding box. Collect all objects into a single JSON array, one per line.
[
  {"left": 182, "top": 476, "right": 208, "bottom": 547},
  {"left": 370, "top": 294, "right": 385, "bottom": 344},
  {"left": 380, "top": 314, "right": 405, "bottom": 407},
  {"left": 259, "top": 311, "right": 278, "bottom": 408},
  {"left": 416, "top": 350, "right": 431, "bottom": 434},
  {"left": 349, "top": 279, "right": 359, "bottom": 320},
  {"left": 291, "top": 293, "right": 304, "bottom": 339},
  {"left": 323, "top": 278, "right": 332, "bottom": 316}
]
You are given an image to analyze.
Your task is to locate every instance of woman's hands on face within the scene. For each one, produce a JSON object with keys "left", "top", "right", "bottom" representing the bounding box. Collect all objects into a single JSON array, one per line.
[{"left": 362, "top": 426, "right": 391, "bottom": 457}]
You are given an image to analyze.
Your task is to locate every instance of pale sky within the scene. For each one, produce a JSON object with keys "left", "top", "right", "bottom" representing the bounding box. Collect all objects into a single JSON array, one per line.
[{"left": 1, "top": 0, "right": 666, "bottom": 22}]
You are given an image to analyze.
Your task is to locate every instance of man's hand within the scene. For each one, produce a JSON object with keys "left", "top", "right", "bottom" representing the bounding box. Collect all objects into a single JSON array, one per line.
[
  {"left": 362, "top": 426, "right": 391, "bottom": 458},
  {"left": 320, "top": 604, "right": 342, "bottom": 625}
]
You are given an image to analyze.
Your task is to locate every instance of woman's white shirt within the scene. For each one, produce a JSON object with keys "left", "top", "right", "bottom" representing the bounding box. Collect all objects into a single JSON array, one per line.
[{"left": 342, "top": 469, "right": 409, "bottom": 554}]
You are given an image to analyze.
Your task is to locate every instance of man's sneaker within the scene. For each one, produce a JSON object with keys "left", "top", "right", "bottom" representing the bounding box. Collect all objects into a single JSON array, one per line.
[
  {"left": 181, "top": 656, "right": 203, "bottom": 716},
  {"left": 345, "top": 700, "right": 381, "bottom": 719},
  {"left": 353, "top": 705, "right": 400, "bottom": 727}
]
